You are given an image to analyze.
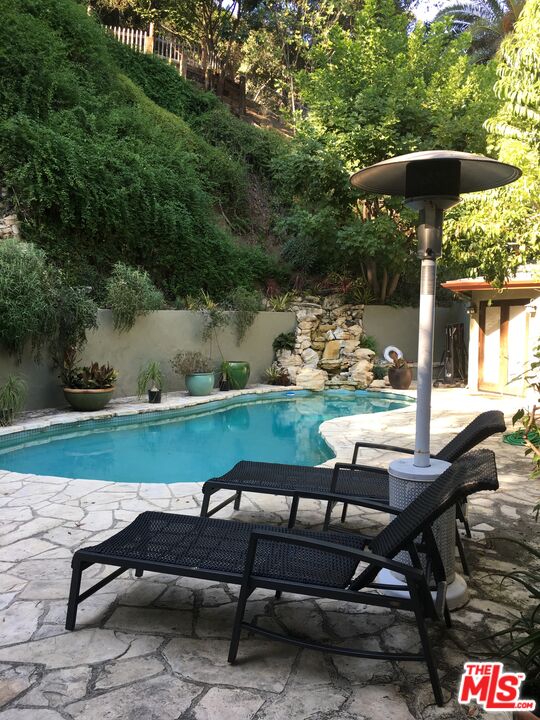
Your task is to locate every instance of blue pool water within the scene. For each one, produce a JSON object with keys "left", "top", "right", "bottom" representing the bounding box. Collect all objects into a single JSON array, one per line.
[{"left": 0, "top": 391, "right": 413, "bottom": 483}]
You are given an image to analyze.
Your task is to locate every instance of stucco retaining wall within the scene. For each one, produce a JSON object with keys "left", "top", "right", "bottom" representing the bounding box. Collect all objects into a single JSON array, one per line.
[
  {"left": 363, "top": 302, "right": 467, "bottom": 363},
  {"left": 0, "top": 310, "right": 296, "bottom": 410}
]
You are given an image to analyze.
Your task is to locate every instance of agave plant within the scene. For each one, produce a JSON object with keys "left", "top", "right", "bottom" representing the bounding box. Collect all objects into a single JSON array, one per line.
[{"left": 266, "top": 292, "right": 293, "bottom": 312}]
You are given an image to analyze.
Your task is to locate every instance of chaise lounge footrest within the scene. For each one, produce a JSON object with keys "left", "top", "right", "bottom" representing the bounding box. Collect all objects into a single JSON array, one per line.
[{"left": 71, "top": 511, "right": 368, "bottom": 591}]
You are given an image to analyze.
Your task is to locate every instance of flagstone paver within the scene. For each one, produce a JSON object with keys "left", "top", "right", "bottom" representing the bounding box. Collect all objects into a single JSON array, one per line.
[{"left": 0, "top": 387, "right": 535, "bottom": 719}]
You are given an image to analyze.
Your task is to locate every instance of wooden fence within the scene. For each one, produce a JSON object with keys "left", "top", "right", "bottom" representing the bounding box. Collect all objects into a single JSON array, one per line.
[{"left": 104, "top": 23, "right": 245, "bottom": 114}]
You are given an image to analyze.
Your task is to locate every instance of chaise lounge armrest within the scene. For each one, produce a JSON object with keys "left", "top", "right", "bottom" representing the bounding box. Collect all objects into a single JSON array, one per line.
[
  {"left": 325, "top": 463, "right": 402, "bottom": 514},
  {"left": 352, "top": 441, "right": 416, "bottom": 464},
  {"left": 243, "top": 529, "right": 424, "bottom": 585}
]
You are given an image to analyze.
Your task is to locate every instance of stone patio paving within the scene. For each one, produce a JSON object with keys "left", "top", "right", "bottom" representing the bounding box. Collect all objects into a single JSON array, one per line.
[{"left": 0, "top": 387, "right": 536, "bottom": 720}]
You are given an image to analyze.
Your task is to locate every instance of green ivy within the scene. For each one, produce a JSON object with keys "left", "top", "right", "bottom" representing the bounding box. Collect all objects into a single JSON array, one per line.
[{"left": 0, "top": 0, "right": 283, "bottom": 300}]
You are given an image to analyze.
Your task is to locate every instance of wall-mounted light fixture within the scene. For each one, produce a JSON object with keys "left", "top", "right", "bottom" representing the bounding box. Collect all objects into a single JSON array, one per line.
[
  {"left": 525, "top": 301, "right": 537, "bottom": 316},
  {"left": 466, "top": 303, "right": 477, "bottom": 316}
]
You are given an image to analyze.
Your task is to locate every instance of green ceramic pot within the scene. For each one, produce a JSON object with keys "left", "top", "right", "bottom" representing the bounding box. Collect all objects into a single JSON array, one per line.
[
  {"left": 185, "top": 372, "right": 215, "bottom": 396},
  {"left": 225, "top": 361, "right": 250, "bottom": 390},
  {"left": 64, "top": 387, "right": 115, "bottom": 411}
]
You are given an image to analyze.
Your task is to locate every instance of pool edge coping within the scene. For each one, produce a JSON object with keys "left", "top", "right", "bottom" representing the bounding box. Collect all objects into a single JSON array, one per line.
[{"left": 0, "top": 384, "right": 416, "bottom": 485}]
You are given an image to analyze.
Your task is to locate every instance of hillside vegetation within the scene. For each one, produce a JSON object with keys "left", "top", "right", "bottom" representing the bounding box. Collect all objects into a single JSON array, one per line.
[{"left": 0, "top": 0, "right": 286, "bottom": 300}]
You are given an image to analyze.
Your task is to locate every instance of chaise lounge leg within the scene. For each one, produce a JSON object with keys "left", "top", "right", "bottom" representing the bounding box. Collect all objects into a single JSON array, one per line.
[
  {"left": 135, "top": 568, "right": 144, "bottom": 578},
  {"left": 200, "top": 490, "right": 211, "bottom": 517},
  {"left": 456, "top": 501, "right": 472, "bottom": 538},
  {"left": 443, "top": 601, "right": 452, "bottom": 629},
  {"left": 341, "top": 502, "right": 349, "bottom": 523},
  {"left": 228, "top": 584, "right": 253, "bottom": 664},
  {"left": 409, "top": 581, "right": 444, "bottom": 707},
  {"left": 455, "top": 524, "right": 470, "bottom": 576},
  {"left": 323, "top": 501, "right": 334, "bottom": 530},
  {"left": 288, "top": 496, "right": 299, "bottom": 529},
  {"left": 65, "top": 559, "right": 86, "bottom": 631},
  {"left": 234, "top": 491, "right": 242, "bottom": 510}
]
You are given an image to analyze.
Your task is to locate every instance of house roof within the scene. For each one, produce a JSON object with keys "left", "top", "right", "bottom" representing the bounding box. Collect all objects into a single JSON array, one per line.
[{"left": 442, "top": 277, "right": 540, "bottom": 293}]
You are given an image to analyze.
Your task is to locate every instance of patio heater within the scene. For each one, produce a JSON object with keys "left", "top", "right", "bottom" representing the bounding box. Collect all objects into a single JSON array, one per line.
[{"left": 350, "top": 150, "right": 521, "bottom": 608}]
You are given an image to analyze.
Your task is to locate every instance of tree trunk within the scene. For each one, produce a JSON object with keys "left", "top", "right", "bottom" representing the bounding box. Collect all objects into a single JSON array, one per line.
[
  {"left": 387, "top": 272, "right": 400, "bottom": 299},
  {"left": 366, "top": 260, "right": 379, "bottom": 296},
  {"left": 380, "top": 268, "right": 388, "bottom": 304}
]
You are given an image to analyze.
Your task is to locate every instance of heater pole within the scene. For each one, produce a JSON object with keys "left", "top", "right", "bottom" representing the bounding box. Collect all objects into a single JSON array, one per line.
[
  {"left": 414, "top": 255, "right": 437, "bottom": 467},
  {"left": 411, "top": 201, "right": 444, "bottom": 468}
]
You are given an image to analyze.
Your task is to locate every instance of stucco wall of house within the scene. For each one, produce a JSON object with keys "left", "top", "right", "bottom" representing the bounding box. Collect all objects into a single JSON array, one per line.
[{"left": 467, "top": 289, "right": 540, "bottom": 395}]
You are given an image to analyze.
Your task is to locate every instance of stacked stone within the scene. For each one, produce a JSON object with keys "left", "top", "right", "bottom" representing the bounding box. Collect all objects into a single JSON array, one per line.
[
  {"left": 0, "top": 188, "right": 19, "bottom": 239},
  {"left": 275, "top": 294, "right": 375, "bottom": 390}
]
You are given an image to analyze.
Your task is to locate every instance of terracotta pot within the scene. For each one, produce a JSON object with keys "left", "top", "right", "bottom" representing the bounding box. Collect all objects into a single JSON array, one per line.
[
  {"left": 64, "top": 387, "right": 115, "bottom": 411},
  {"left": 387, "top": 365, "right": 412, "bottom": 390}
]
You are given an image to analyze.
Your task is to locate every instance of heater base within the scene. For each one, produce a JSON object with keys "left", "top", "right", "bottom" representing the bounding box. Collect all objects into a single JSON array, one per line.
[
  {"left": 386, "top": 457, "right": 468, "bottom": 610},
  {"left": 376, "top": 569, "right": 469, "bottom": 611}
]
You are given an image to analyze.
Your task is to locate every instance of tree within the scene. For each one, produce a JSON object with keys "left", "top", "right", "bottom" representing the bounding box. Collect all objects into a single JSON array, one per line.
[
  {"left": 446, "top": 0, "right": 540, "bottom": 285},
  {"left": 432, "top": 0, "right": 525, "bottom": 61},
  {"left": 276, "top": 0, "right": 497, "bottom": 302},
  {"left": 87, "top": 0, "right": 262, "bottom": 77},
  {"left": 240, "top": 1, "right": 354, "bottom": 118}
]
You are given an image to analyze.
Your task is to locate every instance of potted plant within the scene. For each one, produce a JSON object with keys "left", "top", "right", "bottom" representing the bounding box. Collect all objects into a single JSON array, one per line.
[
  {"left": 0, "top": 375, "right": 27, "bottom": 426},
  {"left": 384, "top": 345, "right": 412, "bottom": 390},
  {"left": 137, "top": 361, "right": 165, "bottom": 403},
  {"left": 220, "top": 360, "right": 251, "bottom": 390},
  {"left": 171, "top": 351, "right": 215, "bottom": 396},
  {"left": 61, "top": 354, "right": 118, "bottom": 411}
]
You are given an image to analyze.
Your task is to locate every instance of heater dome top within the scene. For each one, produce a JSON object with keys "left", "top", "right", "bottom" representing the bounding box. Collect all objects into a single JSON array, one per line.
[{"left": 350, "top": 150, "right": 521, "bottom": 198}]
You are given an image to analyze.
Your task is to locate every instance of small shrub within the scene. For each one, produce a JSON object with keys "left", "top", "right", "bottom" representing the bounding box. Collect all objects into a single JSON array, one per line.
[
  {"left": 372, "top": 365, "right": 388, "bottom": 380},
  {"left": 0, "top": 375, "right": 27, "bottom": 426},
  {"left": 0, "top": 239, "right": 58, "bottom": 359},
  {"left": 359, "top": 334, "right": 378, "bottom": 354},
  {"left": 264, "top": 363, "right": 291, "bottom": 386},
  {"left": 273, "top": 332, "right": 296, "bottom": 353},
  {"left": 228, "top": 287, "right": 261, "bottom": 343},
  {"left": 171, "top": 351, "right": 213, "bottom": 376},
  {"left": 198, "top": 290, "right": 228, "bottom": 343},
  {"left": 53, "top": 283, "right": 98, "bottom": 358},
  {"left": 105, "top": 263, "right": 164, "bottom": 332}
]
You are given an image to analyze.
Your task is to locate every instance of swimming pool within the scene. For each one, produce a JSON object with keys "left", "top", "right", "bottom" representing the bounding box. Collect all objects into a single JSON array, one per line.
[{"left": 0, "top": 390, "right": 413, "bottom": 483}]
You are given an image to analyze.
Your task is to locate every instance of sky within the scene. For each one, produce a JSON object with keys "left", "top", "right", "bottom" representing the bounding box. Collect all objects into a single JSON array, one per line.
[{"left": 412, "top": 1, "right": 444, "bottom": 22}]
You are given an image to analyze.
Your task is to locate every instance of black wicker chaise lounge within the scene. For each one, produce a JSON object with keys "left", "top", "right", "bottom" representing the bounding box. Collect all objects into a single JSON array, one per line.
[
  {"left": 200, "top": 410, "right": 505, "bottom": 570},
  {"left": 66, "top": 449, "right": 498, "bottom": 706}
]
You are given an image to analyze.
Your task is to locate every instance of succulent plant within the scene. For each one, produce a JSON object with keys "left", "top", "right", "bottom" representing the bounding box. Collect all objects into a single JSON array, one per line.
[{"left": 61, "top": 353, "right": 118, "bottom": 389}]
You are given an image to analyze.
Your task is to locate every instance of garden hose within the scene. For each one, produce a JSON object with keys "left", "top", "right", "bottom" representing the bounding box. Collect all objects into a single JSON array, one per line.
[{"left": 503, "top": 429, "right": 540, "bottom": 446}]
